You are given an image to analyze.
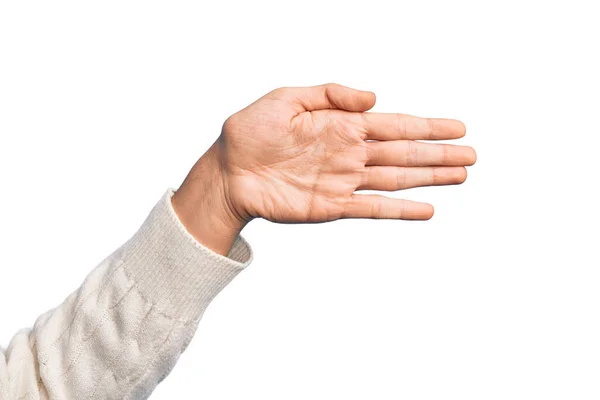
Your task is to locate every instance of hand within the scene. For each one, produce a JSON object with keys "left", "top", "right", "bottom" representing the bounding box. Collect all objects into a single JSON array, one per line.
[{"left": 172, "top": 83, "right": 476, "bottom": 255}]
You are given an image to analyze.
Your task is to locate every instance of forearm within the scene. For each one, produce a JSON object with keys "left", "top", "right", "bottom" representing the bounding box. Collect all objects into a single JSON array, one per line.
[{"left": 0, "top": 186, "right": 252, "bottom": 399}]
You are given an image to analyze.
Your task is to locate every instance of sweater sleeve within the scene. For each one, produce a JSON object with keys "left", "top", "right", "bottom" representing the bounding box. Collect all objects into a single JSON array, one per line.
[{"left": 0, "top": 187, "right": 253, "bottom": 400}]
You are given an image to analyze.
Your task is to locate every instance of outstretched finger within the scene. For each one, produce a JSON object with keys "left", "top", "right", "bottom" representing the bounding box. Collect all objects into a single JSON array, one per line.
[
  {"left": 281, "top": 83, "right": 376, "bottom": 113},
  {"left": 361, "top": 112, "right": 466, "bottom": 140},
  {"left": 366, "top": 140, "right": 477, "bottom": 167},
  {"left": 342, "top": 194, "right": 434, "bottom": 220},
  {"left": 358, "top": 166, "right": 467, "bottom": 191}
]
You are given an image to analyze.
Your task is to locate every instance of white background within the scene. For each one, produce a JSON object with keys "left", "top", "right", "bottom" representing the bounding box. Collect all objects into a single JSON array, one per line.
[{"left": 1, "top": 1, "right": 599, "bottom": 399}]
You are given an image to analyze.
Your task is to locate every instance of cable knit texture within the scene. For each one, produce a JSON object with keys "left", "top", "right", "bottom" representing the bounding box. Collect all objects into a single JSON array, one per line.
[{"left": 0, "top": 188, "right": 253, "bottom": 399}]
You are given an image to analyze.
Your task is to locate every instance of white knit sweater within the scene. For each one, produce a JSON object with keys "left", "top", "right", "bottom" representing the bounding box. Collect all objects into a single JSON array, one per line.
[{"left": 0, "top": 188, "right": 253, "bottom": 399}]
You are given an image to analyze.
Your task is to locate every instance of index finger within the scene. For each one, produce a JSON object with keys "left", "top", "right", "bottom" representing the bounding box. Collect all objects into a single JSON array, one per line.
[{"left": 361, "top": 112, "right": 466, "bottom": 141}]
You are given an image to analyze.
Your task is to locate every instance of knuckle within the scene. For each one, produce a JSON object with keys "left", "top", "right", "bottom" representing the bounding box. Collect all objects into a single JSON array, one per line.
[
  {"left": 358, "top": 167, "right": 370, "bottom": 189},
  {"left": 270, "top": 86, "right": 289, "bottom": 98},
  {"left": 363, "top": 142, "right": 374, "bottom": 164},
  {"left": 406, "top": 141, "right": 418, "bottom": 166},
  {"left": 399, "top": 200, "right": 406, "bottom": 219},
  {"left": 371, "top": 198, "right": 383, "bottom": 218},
  {"left": 324, "top": 82, "right": 341, "bottom": 90},
  {"left": 396, "top": 168, "right": 407, "bottom": 189},
  {"left": 431, "top": 167, "right": 440, "bottom": 184},
  {"left": 442, "top": 145, "right": 449, "bottom": 164},
  {"left": 222, "top": 113, "right": 240, "bottom": 132},
  {"left": 395, "top": 114, "right": 407, "bottom": 135},
  {"left": 426, "top": 118, "right": 436, "bottom": 140}
]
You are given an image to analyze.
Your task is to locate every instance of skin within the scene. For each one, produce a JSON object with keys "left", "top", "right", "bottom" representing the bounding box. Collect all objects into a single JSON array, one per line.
[{"left": 171, "top": 83, "right": 477, "bottom": 256}]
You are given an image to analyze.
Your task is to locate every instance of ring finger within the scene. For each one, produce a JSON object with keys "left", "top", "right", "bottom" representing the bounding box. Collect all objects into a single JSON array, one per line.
[
  {"left": 357, "top": 166, "right": 468, "bottom": 191},
  {"left": 366, "top": 140, "right": 477, "bottom": 167}
]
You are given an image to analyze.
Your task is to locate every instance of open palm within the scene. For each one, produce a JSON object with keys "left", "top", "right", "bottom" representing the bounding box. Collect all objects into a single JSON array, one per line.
[{"left": 216, "top": 83, "right": 476, "bottom": 224}]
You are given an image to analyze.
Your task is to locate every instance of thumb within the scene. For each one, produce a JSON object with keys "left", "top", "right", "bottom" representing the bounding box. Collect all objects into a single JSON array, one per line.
[{"left": 282, "top": 83, "right": 376, "bottom": 113}]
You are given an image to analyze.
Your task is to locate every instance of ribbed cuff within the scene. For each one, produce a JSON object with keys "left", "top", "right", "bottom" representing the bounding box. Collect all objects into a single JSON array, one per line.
[{"left": 116, "top": 188, "right": 253, "bottom": 322}]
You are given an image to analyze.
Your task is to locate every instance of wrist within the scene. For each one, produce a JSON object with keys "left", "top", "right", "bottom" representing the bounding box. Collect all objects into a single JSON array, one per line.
[{"left": 171, "top": 143, "right": 247, "bottom": 256}]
